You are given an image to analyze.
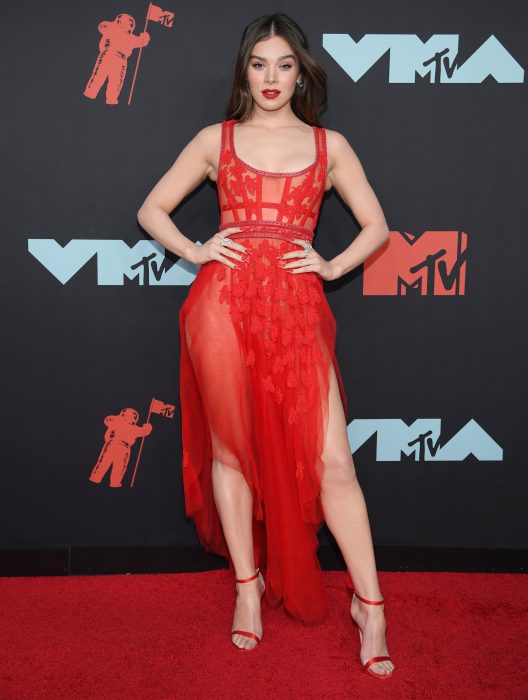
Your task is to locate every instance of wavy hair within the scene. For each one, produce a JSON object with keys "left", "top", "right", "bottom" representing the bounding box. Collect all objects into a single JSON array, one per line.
[{"left": 224, "top": 13, "right": 327, "bottom": 126}]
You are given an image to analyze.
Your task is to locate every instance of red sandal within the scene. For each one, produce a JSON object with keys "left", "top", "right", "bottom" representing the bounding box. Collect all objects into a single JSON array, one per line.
[
  {"left": 231, "top": 568, "right": 265, "bottom": 650},
  {"left": 351, "top": 589, "right": 394, "bottom": 679}
]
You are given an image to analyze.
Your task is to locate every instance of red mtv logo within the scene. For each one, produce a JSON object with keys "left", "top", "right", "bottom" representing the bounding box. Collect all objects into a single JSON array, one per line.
[{"left": 363, "top": 231, "right": 467, "bottom": 296}]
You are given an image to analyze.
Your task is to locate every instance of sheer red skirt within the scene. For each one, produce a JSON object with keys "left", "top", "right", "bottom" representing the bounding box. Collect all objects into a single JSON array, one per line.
[{"left": 179, "top": 236, "right": 348, "bottom": 624}]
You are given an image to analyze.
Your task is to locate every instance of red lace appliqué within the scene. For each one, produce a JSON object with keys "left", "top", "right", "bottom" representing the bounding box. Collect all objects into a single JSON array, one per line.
[
  {"left": 214, "top": 118, "right": 328, "bottom": 426},
  {"left": 216, "top": 242, "right": 325, "bottom": 421}
]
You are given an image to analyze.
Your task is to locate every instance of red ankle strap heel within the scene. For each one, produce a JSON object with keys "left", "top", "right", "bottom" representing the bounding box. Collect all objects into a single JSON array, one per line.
[
  {"left": 353, "top": 590, "right": 384, "bottom": 605},
  {"left": 231, "top": 567, "right": 265, "bottom": 651},
  {"left": 235, "top": 570, "right": 260, "bottom": 584},
  {"left": 350, "top": 584, "right": 394, "bottom": 680}
]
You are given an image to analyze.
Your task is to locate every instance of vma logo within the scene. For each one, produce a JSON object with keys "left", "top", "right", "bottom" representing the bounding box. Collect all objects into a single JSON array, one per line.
[
  {"left": 28, "top": 239, "right": 199, "bottom": 286},
  {"left": 363, "top": 231, "right": 467, "bottom": 296},
  {"left": 323, "top": 34, "right": 524, "bottom": 83},
  {"left": 349, "top": 419, "right": 503, "bottom": 461}
]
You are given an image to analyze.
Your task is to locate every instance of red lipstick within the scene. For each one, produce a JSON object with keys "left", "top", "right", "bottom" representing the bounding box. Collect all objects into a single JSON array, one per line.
[{"left": 262, "top": 89, "right": 281, "bottom": 100}]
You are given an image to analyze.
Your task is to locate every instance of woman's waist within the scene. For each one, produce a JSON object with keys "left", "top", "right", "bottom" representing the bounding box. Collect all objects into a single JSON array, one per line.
[{"left": 219, "top": 219, "right": 314, "bottom": 244}]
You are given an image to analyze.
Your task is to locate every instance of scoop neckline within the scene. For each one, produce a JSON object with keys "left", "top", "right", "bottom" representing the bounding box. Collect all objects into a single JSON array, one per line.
[{"left": 229, "top": 119, "right": 319, "bottom": 177}]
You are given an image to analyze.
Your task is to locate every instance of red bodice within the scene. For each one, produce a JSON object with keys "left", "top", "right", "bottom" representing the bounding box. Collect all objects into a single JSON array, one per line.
[{"left": 217, "top": 119, "right": 327, "bottom": 244}]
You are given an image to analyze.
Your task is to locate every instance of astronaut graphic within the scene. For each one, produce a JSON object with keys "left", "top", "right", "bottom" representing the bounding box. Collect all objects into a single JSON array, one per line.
[
  {"left": 83, "top": 14, "right": 150, "bottom": 105},
  {"left": 89, "top": 408, "right": 152, "bottom": 487}
]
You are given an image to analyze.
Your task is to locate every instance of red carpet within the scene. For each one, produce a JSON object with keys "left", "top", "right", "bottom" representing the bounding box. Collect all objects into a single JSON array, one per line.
[{"left": 0, "top": 570, "right": 526, "bottom": 699}]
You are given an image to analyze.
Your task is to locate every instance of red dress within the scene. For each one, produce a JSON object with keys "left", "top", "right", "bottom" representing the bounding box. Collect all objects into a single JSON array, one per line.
[{"left": 179, "top": 118, "right": 349, "bottom": 624}]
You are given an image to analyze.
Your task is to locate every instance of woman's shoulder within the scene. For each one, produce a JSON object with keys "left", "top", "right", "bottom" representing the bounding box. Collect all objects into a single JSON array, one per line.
[
  {"left": 321, "top": 128, "right": 358, "bottom": 168},
  {"left": 318, "top": 129, "right": 359, "bottom": 179},
  {"left": 191, "top": 121, "right": 223, "bottom": 153},
  {"left": 194, "top": 121, "right": 224, "bottom": 145},
  {"left": 191, "top": 122, "right": 227, "bottom": 180},
  {"left": 322, "top": 127, "right": 353, "bottom": 151}
]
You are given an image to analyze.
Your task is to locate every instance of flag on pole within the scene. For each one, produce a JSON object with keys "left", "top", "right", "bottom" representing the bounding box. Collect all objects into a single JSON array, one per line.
[
  {"left": 147, "top": 4, "right": 174, "bottom": 27},
  {"left": 129, "top": 396, "right": 175, "bottom": 487},
  {"left": 128, "top": 4, "right": 174, "bottom": 105},
  {"left": 151, "top": 398, "right": 176, "bottom": 418}
]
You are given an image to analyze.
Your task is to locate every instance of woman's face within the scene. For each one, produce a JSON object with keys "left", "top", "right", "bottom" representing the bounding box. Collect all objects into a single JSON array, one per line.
[{"left": 246, "top": 35, "right": 301, "bottom": 112}]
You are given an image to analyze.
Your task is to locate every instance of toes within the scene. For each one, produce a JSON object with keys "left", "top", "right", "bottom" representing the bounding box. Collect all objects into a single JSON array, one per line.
[
  {"left": 374, "top": 663, "right": 389, "bottom": 675},
  {"left": 369, "top": 661, "right": 392, "bottom": 675},
  {"left": 232, "top": 633, "right": 257, "bottom": 650}
]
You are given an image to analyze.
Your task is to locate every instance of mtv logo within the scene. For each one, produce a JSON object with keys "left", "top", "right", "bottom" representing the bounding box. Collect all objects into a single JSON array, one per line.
[
  {"left": 363, "top": 231, "right": 467, "bottom": 296},
  {"left": 348, "top": 418, "right": 503, "bottom": 461},
  {"left": 322, "top": 34, "right": 524, "bottom": 84}
]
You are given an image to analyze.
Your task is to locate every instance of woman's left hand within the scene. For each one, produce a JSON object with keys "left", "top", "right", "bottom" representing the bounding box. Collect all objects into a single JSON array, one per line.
[{"left": 277, "top": 239, "right": 339, "bottom": 281}]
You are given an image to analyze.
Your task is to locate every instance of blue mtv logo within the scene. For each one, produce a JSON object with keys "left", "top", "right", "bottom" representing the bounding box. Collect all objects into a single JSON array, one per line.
[
  {"left": 348, "top": 419, "right": 503, "bottom": 461},
  {"left": 323, "top": 34, "right": 524, "bottom": 83},
  {"left": 28, "top": 239, "right": 200, "bottom": 286}
]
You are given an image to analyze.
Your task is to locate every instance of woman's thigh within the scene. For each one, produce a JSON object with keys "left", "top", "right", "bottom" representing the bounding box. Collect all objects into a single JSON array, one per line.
[{"left": 321, "top": 364, "right": 357, "bottom": 486}]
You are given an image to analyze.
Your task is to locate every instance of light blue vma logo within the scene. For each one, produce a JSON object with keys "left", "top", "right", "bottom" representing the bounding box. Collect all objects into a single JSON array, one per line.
[
  {"left": 323, "top": 34, "right": 524, "bottom": 83},
  {"left": 348, "top": 419, "right": 503, "bottom": 461},
  {"left": 28, "top": 239, "right": 200, "bottom": 286}
]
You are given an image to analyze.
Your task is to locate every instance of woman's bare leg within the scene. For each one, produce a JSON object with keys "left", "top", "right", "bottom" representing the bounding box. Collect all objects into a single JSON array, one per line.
[
  {"left": 211, "top": 459, "right": 262, "bottom": 650},
  {"left": 320, "top": 367, "right": 395, "bottom": 675}
]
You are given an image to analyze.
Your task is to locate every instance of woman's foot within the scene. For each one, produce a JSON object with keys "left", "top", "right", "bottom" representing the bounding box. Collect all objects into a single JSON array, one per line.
[
  {"left": 231, "top": 573, "right": 264, "bottom": 650},
  {"left": 350, "top": 595, "right": 395, "bottom": 676}
]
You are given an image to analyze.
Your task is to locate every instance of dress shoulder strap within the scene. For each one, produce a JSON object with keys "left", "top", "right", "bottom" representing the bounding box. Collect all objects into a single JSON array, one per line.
[
  {"left": 218, "top": 120, "right": 232, "bottom": 175},
  {"left": 316, "top": 125, "right": 327, "bottom": 168}
]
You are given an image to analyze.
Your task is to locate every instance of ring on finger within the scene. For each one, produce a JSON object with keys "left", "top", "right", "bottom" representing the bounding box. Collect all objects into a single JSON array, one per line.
[
  {"left": 220, "top": 237, "right": 230, "bottom": 247},
  {"left": 303, "top": 241, "right": 312, "bottom": 257}
]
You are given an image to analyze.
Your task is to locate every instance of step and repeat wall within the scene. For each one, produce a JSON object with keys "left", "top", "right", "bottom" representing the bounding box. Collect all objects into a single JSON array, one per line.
[{"left": 2, "top": 1, "right": 527, "bottom": 552}]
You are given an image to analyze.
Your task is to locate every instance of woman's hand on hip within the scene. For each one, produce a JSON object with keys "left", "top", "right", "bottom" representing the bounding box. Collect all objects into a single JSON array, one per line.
[
  {"left": 191, "top": 227, "right": 247, "bottom": 268},
  {"left": 277, "top": 239, "right": 340, "bottom": 281}
]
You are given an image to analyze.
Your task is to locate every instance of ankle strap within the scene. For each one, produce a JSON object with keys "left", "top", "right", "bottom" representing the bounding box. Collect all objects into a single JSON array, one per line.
[
  {"left": 353, "top": 590, "right": 384, "bottom": 605},
  {"left": 235, "top": 568, "right": 260, "bottom": 584}
]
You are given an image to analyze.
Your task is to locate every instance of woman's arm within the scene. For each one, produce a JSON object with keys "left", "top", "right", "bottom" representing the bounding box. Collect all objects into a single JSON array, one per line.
[
  {"left": 137, "top": 123, "right": 223, "bottom": 264},
  {"left": 324, "top": 129, "right": 389, "bottom": 279}
]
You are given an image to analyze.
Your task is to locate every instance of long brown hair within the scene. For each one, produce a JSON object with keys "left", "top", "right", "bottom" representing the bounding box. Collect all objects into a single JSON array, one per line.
[{"left": 225, "top": 13, "right": 327, "bottom": 126}]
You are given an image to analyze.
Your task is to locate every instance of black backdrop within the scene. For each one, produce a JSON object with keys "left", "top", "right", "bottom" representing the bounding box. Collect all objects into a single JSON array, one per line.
[{"left": 2, "top": 0, "right": 527, "bottom": 554}]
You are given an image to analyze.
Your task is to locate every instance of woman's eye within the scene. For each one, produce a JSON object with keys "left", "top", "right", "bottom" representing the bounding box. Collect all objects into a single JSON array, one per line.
[{"left": 250, "top": 63, "right": 293, "bottom": 70}]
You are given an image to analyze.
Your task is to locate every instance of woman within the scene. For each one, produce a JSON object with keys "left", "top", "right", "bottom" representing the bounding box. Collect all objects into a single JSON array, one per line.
[{"left": 137, "top": 13, "right": 394, "bottom": 679}]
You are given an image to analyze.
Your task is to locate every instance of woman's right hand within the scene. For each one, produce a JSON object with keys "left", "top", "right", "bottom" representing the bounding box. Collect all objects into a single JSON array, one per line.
[{"left": 191, "top": 227, "right": 247, "bottom": 268}]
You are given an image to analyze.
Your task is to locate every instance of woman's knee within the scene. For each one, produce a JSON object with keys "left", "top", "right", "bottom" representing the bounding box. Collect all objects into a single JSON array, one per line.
[
  {"left": 212, "top": 458, "right": 252, "bottom": 495},
  {"left": 212, "top": 458, "right": 239, "bottom": 481},
  {"left": 321, "top": 451, "right": 357, "bottom": 488}
]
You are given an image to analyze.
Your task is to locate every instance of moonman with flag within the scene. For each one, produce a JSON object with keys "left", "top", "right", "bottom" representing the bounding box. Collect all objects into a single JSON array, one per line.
[{"left": 83, "top": 13, "right": 151, "bottom": 105}]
